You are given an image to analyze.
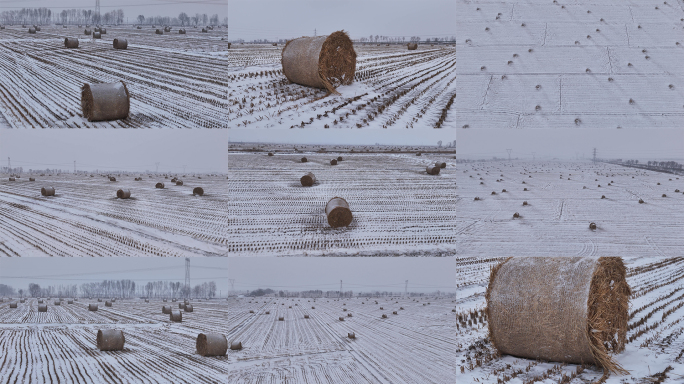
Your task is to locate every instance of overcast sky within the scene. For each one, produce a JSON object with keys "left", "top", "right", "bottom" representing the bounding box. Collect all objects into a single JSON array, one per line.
[
  {"left": 228, "top": 0, "right": 455, "bottom": 41},
  {"left": 0, "top": 130, "right": 228, "bottom": 173},
  {"left": 0, "top": 0, "right": 227, "bottom": 21},
  {"left": 229, "top": 129, "right": 455, "bottom": 146},
  {"left": 457, "top": 129, "right": 684, "bottom": 161},
  {"left": 228, "top": 257, "right": 455, "bottom": 293},
  {"left": 0, "top": 258, "right": 230, "bottom": 294}
]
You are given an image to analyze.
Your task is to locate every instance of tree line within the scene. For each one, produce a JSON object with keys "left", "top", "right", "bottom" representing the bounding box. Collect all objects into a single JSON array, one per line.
[{"left": 0, "top": 280, "right": 218, "bottom": 299}]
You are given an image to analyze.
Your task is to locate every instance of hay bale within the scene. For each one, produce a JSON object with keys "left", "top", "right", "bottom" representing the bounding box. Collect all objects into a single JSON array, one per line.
[
  {"left": 230, "top": 341, "right": 243, "bottom": 350},
  {"left": 38, "top": 299, "right": 43, "bottom": 303},
  {"left": 105, "top": 300, "right": 112, "bottom": 307},
  {"left": 437, "top": 162, "right": 447, "bottom": 168},
  {"left": 304, "top": 314, "right": 310, "bottom": 318},
  {"left": 281, "top": 31, "right": 356, "bottom": 94},
  {"left": 590, "top": 222, "right": 597, "bottom": 230},
  {"left": 192, "top": 187, "right": 204, "bottom": 196},
  {"left": 84, "top": 29, "right": 91, "bottom": 35},
  {"left": 184, "top": 304, "right": 194, "bottom": 312},
  {"left": 38, "top": 304, "right": 47, "bottom": 312},
  {"left": 81, "top": 81, "right": 130, "bottom": 122},
  {"left": 513, "top": 212, "right": 520, "bottom": 218},
  {"left": 144, "top": 299, "right": 149, "bottom": 303},
  {"left": 348, "top": 332, "right": 355, "bottom": 339},
  {"left": 156, "top": 29, "right": 163, "bottom": 35},
  {"left": 407, "top": 43, "right": 417, "bottom": 50},
  {"left": 176, "top": 180, "right": 183, "bottom": 186},
  {"left": 137, "top": 26, "right": 142, "bottom": 29},
  {"left": 337, "top": 156, "right": 343, "bottom": 162},
  {"left": 330, "top": 159, "right": 337, "bottom": 165},
  {"left": 196, "top": 333, "right": 228, "bottom": 356},
  {"left": 40, "top": 186, "right": 55, "bottom": 197},
  {"left": 29, "top": 177, "right": 35, "bottom": 181},
  {"left": 10, "top": 302, "right": 17, "bottom": 308},
  {"left": 486, "top": 257, "right": 630, "bottom": 373},
  {"left": 8, "top": 177, "right": 15, "bottom": 181},
  {"left": 426, "top": 166, "right": 440, "bottom": 175},
  {"left": 162, "top": 305, "right": 172, "bottom": 314},
  {"left": 89, "top": 304, "right": 98, "bottom": 311},
  {"left": 381, "top": 314, "right": 387, "bottom": 318},
  {"left": 179, "top": 29, "right": 186, "bottom": 34},
  {"left": 116, "top": 189, "right": 131, "bottom": 199},
  {"left": 300, "top": 172, "right": 316, "bottom": 187},
  {"left": 278, "top": 316, "right": 284, "bottom": 321},
  {"left": 97, "top": 329, "right": 125, "bottom": 351},
  {"left": 179, "top": 303, "right": 185, "bottom": 309},
  {"left": 113, "top": 38, "right": 128, "bottom": 49},
  {"left": 164, "top": 27, "right": 170, "bottom": 32},
  {"left": 170, "top": 310, "right": 182, "bottom": 322},
  {"left": 28, "top": 27, "right": 36, "bottom": 34},
  {"left": 201, "top": 28, "right": 208, "bottom": 33},
  {"left": 155, "top": 182, "right": 164, "bottom": 188},
  {"left": 93, "top": 31, "right": 101, "bottom": 39},
  {"left": 65, "top": 38, "right": 79, "bottom": 48},
  {"left": 100, "top": 28, "right": 106, "bottom": 34},
  {"left": 325, "top": 197, "right": 352, "bottom": 227},
  {"left": 67, "top": 300, "right": 74, "bottom": 304}
]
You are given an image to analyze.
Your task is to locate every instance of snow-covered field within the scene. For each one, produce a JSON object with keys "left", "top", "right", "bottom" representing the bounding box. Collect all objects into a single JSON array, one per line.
[
  {"left": 0, "top": 174, "right": 229, "bottom": 256},
  {"left": 0, "top": 25, "right": 228, "bottom": 128},
  {"left": 454, "top": 161, "right": 684, "bottom": 256},
  {"left": 456, "top": 256, "right": 684, "bottom": 383},
  {"left": 0, "top": 295, "right": 455, "bottom": 384},
  {"left": 227, "top": 44, "right": 456, "bottom": 129},
  {"left": 228, "top": 148, "right": 457, "bottom": 256}
]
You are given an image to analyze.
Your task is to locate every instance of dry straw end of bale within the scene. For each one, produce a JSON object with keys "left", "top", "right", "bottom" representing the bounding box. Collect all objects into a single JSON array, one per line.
[
  {"left": 97, "top": 329, "right": 125, "bottom": 351},
  {"left": 41, "top": 186, "right": 55, "bottom": 196},
  {"left": 81, "top": 81, "right": 130, "bottom": 122},
  {"left": 300, "top": 172, "right": 316, "bottom": 187},
  {"left": 281, "top": 30, "right": 356, "bottom": 95},
  {"left": 196, "top": 333, "right": 228, "bottom": 356},
  {"left": 485, "top": 257, "right": 630, "bottom": 375},
  {"left": 116, "top": 189, "right": 131, "bottom": 199},
  {"left": 155, "top": 182, "right": 164, "bottom": 189},
  {"left": 192, "top": 187, "right": 204, "bottom": 196},
  {"left": 325, "top": 197, "right": 353, "bottom": 227},
  {"left": 407, "top": 43, "right": 417, "bottom": 50}
]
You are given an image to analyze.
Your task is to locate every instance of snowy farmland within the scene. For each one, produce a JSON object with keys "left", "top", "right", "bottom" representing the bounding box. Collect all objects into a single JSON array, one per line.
[
  {"left": 227, "top": 43, "right": 457, "bottom": 129},
  {"left": 454, "top": 161, "right": 684, "bottom": 257},
  {"left": 455, "top": 256, "right": 684, "bottom": 383},
  {"left": 228, "top": 145, "right": 458, "bottom": 256},
  {"left": 0, "top": 174, "right": 229, "bottom": 256},
  {"left": 0, "top": 24, "right": 228, "bottom": 128},
  {"left": 455, "top": 0, "right": 684, "bottom": 129},
  {"left": 0, "top": 295, "right": 455, "bottom": 383}
]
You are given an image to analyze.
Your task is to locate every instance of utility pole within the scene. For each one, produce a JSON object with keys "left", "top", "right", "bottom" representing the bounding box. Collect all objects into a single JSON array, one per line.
[
  {"left": 506, "top": 149, "right": 512, "bottom": 161},
  {"left": 155, "top": 162, "right": 160, "bottom": 173},
  {"left": 182, "top": 165, "right": 187, "bottom": 174},
  {"left": 532, "top": 152, "right": 536, "bottom": 161},
  {"left": 184, "top": 258, "right": 191, "bottom": 298},
  {"left": 405, "top": 280, "right": 408, "bottom": 297},
  {"left": 229, "top": 279, "right": 235, "bottom": 296},
  {"left": 339, "top": 280, "right": 342, "bottom": 298},
  {"left": 7, "top": 157, "right": 10, "bottom": 172},
  {"left": 73, "top": 160, "right": 76, "bottom": 174},
  {"left": 593, "top": 148, "right": 597, "bottom": 164},
  {"left": 314, "top": 28, "right": 316, "bottom": 37}
]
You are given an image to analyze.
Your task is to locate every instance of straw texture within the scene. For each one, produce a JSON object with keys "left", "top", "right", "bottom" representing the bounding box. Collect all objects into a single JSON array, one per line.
[
  {"left": 281, "top": 31, "right": 356, "bottom": 95},
  {"left": 97, "top": 329, "right": 125, "bottom": 351},
  {"left": 300, "top": 172, "right": 316, "bottom": 187},
  {"left": 196, "top": 333, "right": 228, "bottom": 356},
  {"left": 486, "top": 257, "right": 630, "bottom": 374},
  {"left": 81, "top": 81, "right": 130, "bottom": 122},
  {"left": 325, "top": 197, "right": 352, "bottom": 227},
  {"left": 407, "top": 43, "right": 417, "bottom": 50}
]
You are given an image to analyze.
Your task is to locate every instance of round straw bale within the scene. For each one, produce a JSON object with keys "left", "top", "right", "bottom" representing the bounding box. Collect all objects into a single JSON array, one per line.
[
  {"left": 393, "top": 311, "right": 398, "bottom": 315},
  {"left": 348, "top": 332, "right": 355, "bottom": 339},
  {"left": 407, "top": 43, "right": 417, "bottom": 50},
  {"left": 201, "top": 28, "right": 207, "bottom": 33},
  {"left": 278, "top": 316, "right": 284, "bottom": 321},
  {"left": 113, "top": 38, "right": 128, "bottom": 49},
  {"left": 40, "top": 186, "right": 55, "bottom": 196},
  {"left": 10, "top": 302, "right": 17, "bottom": 308},
  {"left": 164, "top": 27, "right": 170, "bottom": 32},
  {"left": 265, "top": 311, "right": 270, "bottom": 314},
  {"left": 35, "top": 26, "right": 41, "bottom": 31},
  {"left": 94, "top": 27, "right": 100, "bottom": 33},
  {"left": 67, "top": 300, "right": 74, "bottom": 304},
  {"left": 8, "top": 177, "right": 15, "bottom": 181},
  {"left": 170, "top": 310, "right": 182, "bottom": 322},
  {"left": 184, "top": 304, "right": 194, "bottom": 312},
  {"left": 81, "top": 81, "right": 130, "bottom": 122},
  {"left": 589, "top": 222, "right": 597, "bottom": 230},
  {"left": 84, "top": 28, "right": 91, "bottom": 35},
  {"left": 144, "top": 299, "right": 149, "bottom": 303},
  {"left": 337, "top": 156, "right": 343, "bottom": 162},
  {"left": 325, "top": 197, "right": 353, "bottom": 227},
  {"left": 330, "top": 159, "right": 337, "bottom": 165},
  {"left": 172, "top": 298, "right": 177, "bottom": 302},
  {"left": 20, "top": 299, "right": 25, "bottom": 303},
  {"left": 38, "top": 299, "right": 43, "bottom": 303},
  {"left": 513, "top": 212, "right": 520, "bottom": 218},
  {"left": 179, "top": 29, "right": 186, "bottom": 34},
  {"left": 381, "top": 314, "right": 387, "bottom": 318},
  {"left": 97, "top": 329, "right": 125, "bottom": 351},
  {"left": 304, "top": 314, "right": 310, "bottom": 318},
  {"left": 156, "top": 29, "right": 163, "bottom": 35},
  {"left": 116, "top": 189, "right": 131, "bottom": 199},
  {"left": 437, "top": 162, "right": 447, "bottom": 168},
  {"left": 179, "top": 303, "right": 185, "bottom": 309},
  {"left": 93, "top": 31, "right": 101, "bottom": 39},
  {"left": 300, "top": 172, "right": 316, "bottom": 186},
  {"left": 230, "top": 341, "right": 243, "bottom": 350},
  {"left": 162, "top": 305, "right": 171, "bottom": 314},
  {"left": 193, "top": 187, "right": 204, "bottom": 196},
  {"left": 281, "top": 31, "right": 356, "bottom": 95},
  {"left": 28, "top": 27, "right": 36, "bottom": 34},
  {"left": 137, "top": 26, "right": 142, "bottom": 29},
  {"left": 176, "top": 180, "right": 183, "bottom": 186},
  {"left": 196, "top": 333, "right": 228, "bottom": 356},
  {"left": 105, "top": 300, "right": 112, "bottom": 307},
  {"left": 89, "top": 304, "right": 98, "bottom": 311},
  {"left": 426, "top": 166, "right": 440, "bottom": 175},
  {"left": 29, "top": 177, "right": 35, "bottom": 181},
  {"left": 155, "top": 182, "right": 164, "bottom": 188},
  {"left": 38, "top": 304, "right": 47, "bottom": 312},
  {"left": 486, "top": 257, "right": 630, "bottom": 374},
  {"left": 65, "top": 38, "right": 79, "bottom": 48},
  {"left": 100, "top": 28, "right": 106, "bottom": 34}
]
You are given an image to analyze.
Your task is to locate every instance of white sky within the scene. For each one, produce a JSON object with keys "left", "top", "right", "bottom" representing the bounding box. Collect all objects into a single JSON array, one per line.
[
  {"left": 228, "top": 257, "right": 455, "bottom": 293},
  {"left": 0, "top": 130, "right": 228, "bottom": 173},
  {"left": 228, "top": 0, "right": 455, "bottom": 41},
  {"left": 0, "top": 258, "right": 230, "bottom": 294},
  {"left": 0, "top": 0, "right": 227, "bottom": 21},
  {"left": 457, "top": 129, "right": 684, "bottom": 161},
  {"left": 229, "top": 129, "right": 456, "bottom": 146}
]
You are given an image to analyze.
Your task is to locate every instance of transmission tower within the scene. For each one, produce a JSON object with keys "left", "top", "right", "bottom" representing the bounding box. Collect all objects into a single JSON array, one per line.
[
  {"left": 339, "top": 280, "right": 342, "bottom": 298},
  {"left": 229, "top": 279, "right": 235, "bottom": 296},
  {"left": 593, "top": 148, "right": 597, "bottom": 164},
  {"left": 184, "top": 258, "right": 191, "bottom": 297},
  {"left": 7, "top": 157, "right": 10, "bottom": 171},
  {"left": 73, "top": 161, "right": 76, "bottom": 174},
  {"left": 506, "top": 149, "right": 512, "bottom": 161}
]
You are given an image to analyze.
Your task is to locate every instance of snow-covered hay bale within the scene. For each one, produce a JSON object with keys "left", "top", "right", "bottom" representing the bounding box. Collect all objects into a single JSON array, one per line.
[
  {"left": 29, "top": 177, "right": 35, "bottom": 181},
  {"left": 64, "top": 38, "right": 79, "bottom": 48},
  {"left": 67, "top": 300, "right": 74, "bottom": 304},
  {"left": 155, "top": 182, "right": 164, "bottom": 188},
  {"left": 426, "top": 165, "right": 440, "bottom": 175},
  {"left": 348, "top": 332, "right": 355, "bottom": 339},
  {"left": 436, "top": 162, "right": 447, "bottom": 168},
  {"left": 105, "top": 300, "right": 112, "bottom": 307},
  {"left": 89, "top": 304, "right": 98, "bottom": 311},
  {"left": 193, "top": 187, "right": 204, "bottom": 196},
  {"left": 301, "top": 157, "right": 307, "bottom": 163},
  {"left": 93, "top": 32, "right": 101, "bottom": 39},
  {"left": 113, "top": 38, "right": 128, "bottom": 49},
  {"left": 162, "top": 305, "right": 171, "bottom": 314},
  {"left": 179, "top": 29, "right": 186, "bottom": 34},
  {"left": 486, "top": 257, "right": 630, "bottom": 374},
  {"left": 81, "top": 81, "right": 130, "bottom": 122},
  {"left": 330, "top": 159, "right": 337, "bottom": 165},
  {"left": 97, "top": 329, "right": 125, "bottom": 351},
  {"left": 100, "top": 28, "right": 106, "bottom": 34},
  {"left": 10, "top": 302, "right": 17, "bottom": 308},
  {"left": 281, "top": 31, "right": 356, "bottom": 95},
  {"left": 325, "top": 197, "right": 352, "bottom": 227},
  {"left": 28, "top": 27, "right": 36, "bottom": 34},
  {"left": 116, "top": 189, "right": 131, "bottom": 199},
  {"left": 8, "top": 177, "right": 15, "bottom": 181},
  {"left": 407, "top": 43, "right": 417, "bottom": 50},
  {"left": 84, "top": 28, "right": 91, "bottom": 35},
  {"left": 176, "top": 180, "right": 183, "bottom": 186},
  {"left": 41, "top": 186, "right": 55, "bottom": 196},
  {"left": 201, "top": 28, "right": 208, "bottom": 33},
  {"left": 170, "top": 310, "right": 182, "bottom": 322},
  {"left": 230, "top": 341, "right": 243, "bottom": 350},
  {"left": 155, "top": 29, "right": 163, "bottom": 35},
  {"left": 38, "top": 304, "right": 47, "bottom": 312},
  {"left": 196, "top": 333, "right": 228, "bottom": 356},
  {"left": 34, "top": 26, "right": 41, "bottom": 31},
  {"left": 300, "top": 172, "right": 316, "bottom": 187},
  {"left": 184, "top": 304, "right": 194, "bottom": 312}
]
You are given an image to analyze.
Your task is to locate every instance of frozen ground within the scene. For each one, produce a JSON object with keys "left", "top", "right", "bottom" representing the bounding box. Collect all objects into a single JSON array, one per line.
[
  {"left": 227, "top": 43, "right": 456, "bottom": 129},
  {"left": 0, "top": 295, "right": 455, "bottom": 384},
  {"left": 454, "top": 161, "right": 684, "bottom": 256},
  {"left": 0, "top": 25, "right": 228, "bottom": 128},
  {"left": 455, "top": 0, "right": 684, "bottom": 129},
  {"left": 228, "top": 148, "right": 457, "bottom": 256},
  {"left": 455, "top": 256, "right": 684, "bottom": 384},
  {"left": 0, "top": 174, "right": 229, "bottom": 256}
]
